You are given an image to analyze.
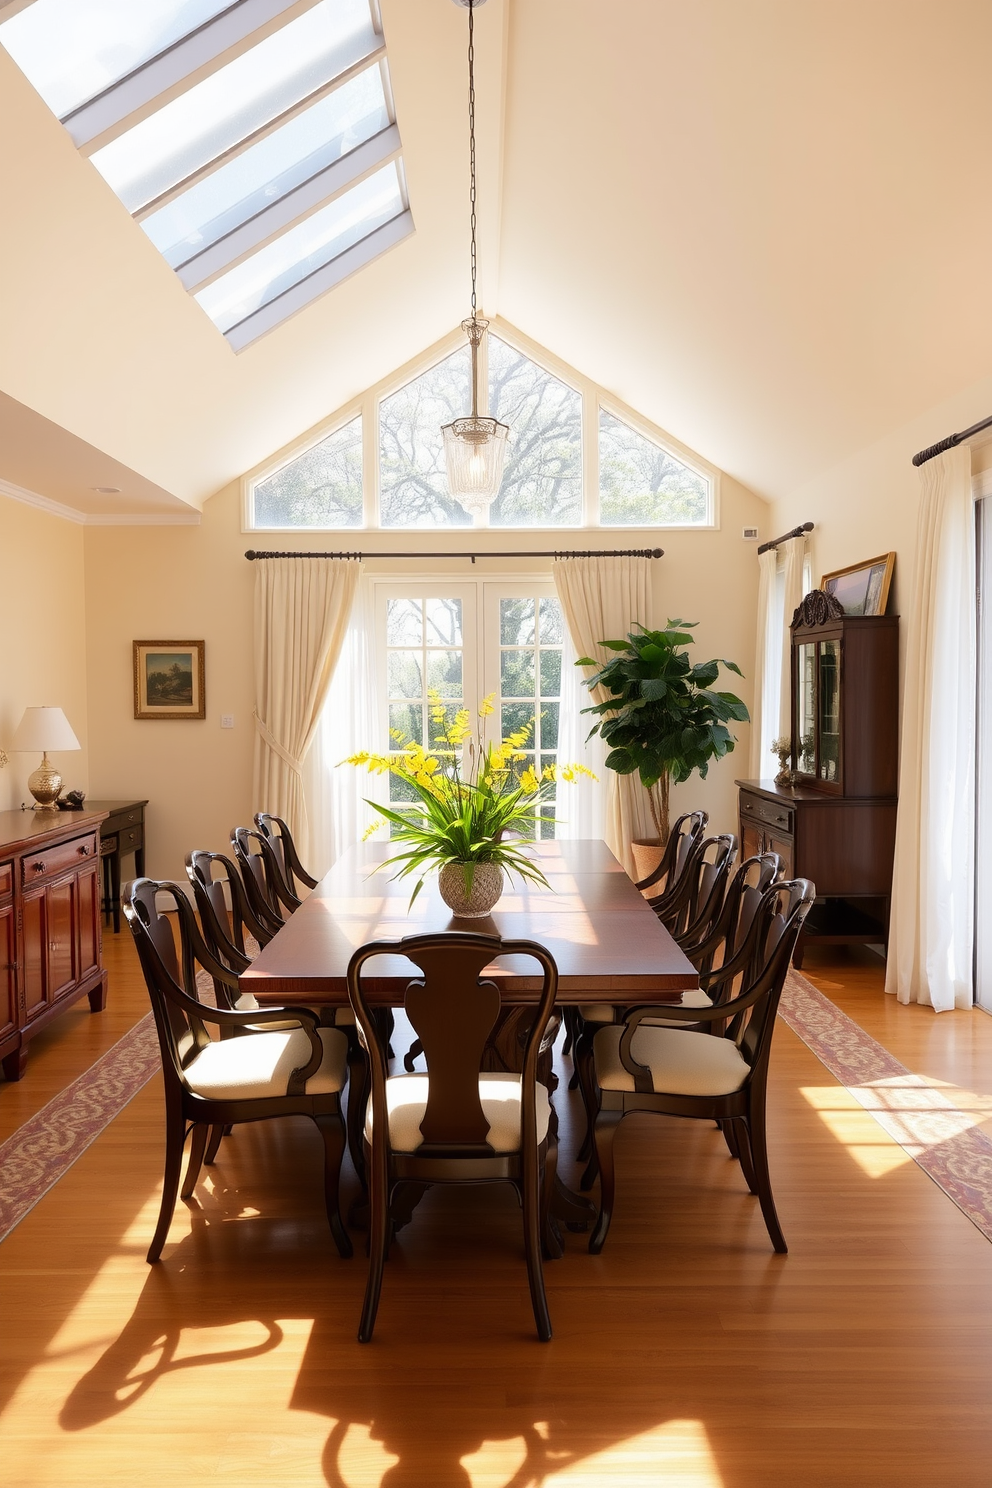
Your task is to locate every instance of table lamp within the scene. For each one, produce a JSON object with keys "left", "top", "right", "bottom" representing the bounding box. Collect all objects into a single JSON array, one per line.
[{"left": 11, "top": 706, "right": 81, "bottom": 810}]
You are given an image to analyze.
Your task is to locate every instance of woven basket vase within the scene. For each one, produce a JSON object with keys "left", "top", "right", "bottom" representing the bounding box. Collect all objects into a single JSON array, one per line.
[{"left": 438, "top": 862, "right": 504, "bottom": 918}]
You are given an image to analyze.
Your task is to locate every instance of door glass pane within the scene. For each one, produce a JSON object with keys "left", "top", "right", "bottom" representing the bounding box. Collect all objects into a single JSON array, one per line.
[
  {"left": 818, "top": 640, "right": 841, "bottom": 782},
  {"left": 796, "top": 642, "right": 816, "bottom": 773}
]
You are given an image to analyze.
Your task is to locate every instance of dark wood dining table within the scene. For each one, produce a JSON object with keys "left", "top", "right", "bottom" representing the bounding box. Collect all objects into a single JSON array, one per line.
[
  {"left": 241, "top": 837, "right": 698, "bottom": 1007},
  {"left": 241, "top": 838, "right": 698, "bottom": 1252}
]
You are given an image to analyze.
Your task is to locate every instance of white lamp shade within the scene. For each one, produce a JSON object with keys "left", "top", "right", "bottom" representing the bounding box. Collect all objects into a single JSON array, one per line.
[{"left": 11, "top": 706, "right": 81, "bottom": 753}]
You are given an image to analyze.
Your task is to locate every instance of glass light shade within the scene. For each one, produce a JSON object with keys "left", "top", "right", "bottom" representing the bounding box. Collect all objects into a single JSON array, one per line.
[
  {"left": 442, "top": 416, "right": 509, "bottom": 519},
  {"left": 11, "top": 707, "right": 81, "bottom": 753}
]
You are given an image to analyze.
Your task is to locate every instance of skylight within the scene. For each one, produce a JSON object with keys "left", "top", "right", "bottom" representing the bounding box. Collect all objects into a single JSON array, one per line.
[{"left": 0, "top": 0, "right": 412, "bottom": 348}]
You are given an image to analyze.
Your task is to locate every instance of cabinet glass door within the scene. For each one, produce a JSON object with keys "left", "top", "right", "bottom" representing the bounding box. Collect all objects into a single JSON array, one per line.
[
  {"left": 796, "top": 642, "right": 816, "bottom": 774},
  {"left": 818, "top": 639, "right": 841, "bottom": 782}
]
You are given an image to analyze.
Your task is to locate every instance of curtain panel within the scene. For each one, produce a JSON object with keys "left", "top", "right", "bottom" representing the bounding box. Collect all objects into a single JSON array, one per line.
[
  {"left": 748, "top": 547, "right": 780, "bottom": 778},
  {"left": 552, "top": 555, "right": 657, "bottom": 878},
  {"left": 253, "top": 557, "right": 359, "bottom": 865},
  {"left": 886, "top": 445, "right": 975, "bottom": 1010}
]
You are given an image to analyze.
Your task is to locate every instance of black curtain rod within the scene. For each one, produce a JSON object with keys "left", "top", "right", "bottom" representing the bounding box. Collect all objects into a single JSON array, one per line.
[
  {"left": 756, "top": 522, "right": 813, "bottom": 555},
  {"left": 244, "top": 546, "right": 665, "bottom": 563},
  {"left": 912, "top": 413, "right": 992, "bottom": 468}
]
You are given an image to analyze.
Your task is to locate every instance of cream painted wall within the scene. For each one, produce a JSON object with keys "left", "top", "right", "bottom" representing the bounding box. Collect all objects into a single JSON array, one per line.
[
  {"left": 0, "top": 495, "right": 89, "bottom": 813},
  {"left": 81, "top": 473, "right": 768, "bottom": 881},
  {"left": 83, "top": 482, "right": 255, "bottom": 882},
  {"left": 769, "top": 372, "right": 992, "bottom": 626}
]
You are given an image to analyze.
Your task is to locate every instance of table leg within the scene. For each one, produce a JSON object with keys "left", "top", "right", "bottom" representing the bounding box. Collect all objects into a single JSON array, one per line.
[{"left": 110, "top": 848, "right": 122, "bottom": 936}]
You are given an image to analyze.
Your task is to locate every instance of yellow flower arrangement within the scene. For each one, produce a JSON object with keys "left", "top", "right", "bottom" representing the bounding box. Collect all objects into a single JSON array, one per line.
[{"left": 343, "top": 691, "right": 594, "bottom": 904}]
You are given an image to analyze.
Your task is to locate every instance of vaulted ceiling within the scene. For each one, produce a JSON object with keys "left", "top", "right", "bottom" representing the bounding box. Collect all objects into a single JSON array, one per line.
[{"left": 2, "top": 0, "right": 991, "bottom": 517}]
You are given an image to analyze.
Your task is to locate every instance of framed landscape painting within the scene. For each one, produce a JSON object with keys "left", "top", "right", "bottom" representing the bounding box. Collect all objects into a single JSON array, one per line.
[
  {"left": 820, "top": 553, "right": 895, "bottom": 617},
  {"left": 133, "top": 640, "right": 205, "bottom": 719}
]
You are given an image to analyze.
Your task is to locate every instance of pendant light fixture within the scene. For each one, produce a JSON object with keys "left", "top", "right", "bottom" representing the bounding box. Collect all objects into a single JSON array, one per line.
[{"left": 442, "top": 0, "right": 508, "bottom": 521}]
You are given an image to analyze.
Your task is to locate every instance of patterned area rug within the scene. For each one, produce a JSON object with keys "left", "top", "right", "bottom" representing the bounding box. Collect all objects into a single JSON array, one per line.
[
  {"left": 780, "top": 969, "right": 992, "bottom": 1243},
  {"left": 3, "top": 968, "right": 991, "bottom": 1246},
  {"left": 0, "top": 1014, "right": 160, "bottom": 1243}
]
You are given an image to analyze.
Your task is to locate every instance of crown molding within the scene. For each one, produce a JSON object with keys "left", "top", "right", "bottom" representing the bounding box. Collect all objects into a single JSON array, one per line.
[
  {"left": 0, "top": 477, "right": 86, "bottom": 523},
  {"left": 0, "top": 477, "right": 201, "bottom": 525}
]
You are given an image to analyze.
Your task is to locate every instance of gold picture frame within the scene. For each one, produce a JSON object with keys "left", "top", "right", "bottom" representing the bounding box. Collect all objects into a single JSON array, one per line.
[
  {"left": 133, "top": 640, "right": 205, "bottom": 720},
  {"left": 820, "top": 553, "right": 895, "bottom": 617}
]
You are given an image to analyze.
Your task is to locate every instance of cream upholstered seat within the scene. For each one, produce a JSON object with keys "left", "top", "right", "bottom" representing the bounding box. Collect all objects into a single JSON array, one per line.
[
  {"left": 185, "top": 1026, "right": 347, "bottom": 1101},
  {"left": 593, "top": 1023, "right": 749, "bottom": 1096},
  {"left": 365, "top": 1071, "right": 551, "bottom": 1153}
]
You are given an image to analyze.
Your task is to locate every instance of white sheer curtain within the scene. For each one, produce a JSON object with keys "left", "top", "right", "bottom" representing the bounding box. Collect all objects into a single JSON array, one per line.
[
  {"left": 749, "top": 547, "right": 780, "bottom": 778},
  {"left": 303, "top": 575, "right": 378, "bottom": 879},
  {"left": 552, "top": 556, "right": 656, "bottom": 878},
  {"left": 778, "top": 535, "right": 806, "bottom": 737},
  {"left": 748, "top": 534, "right": 807, "bottom": 779},
  {"left": 886, "top": 445, "right": 975, "bottom": 1010},
  {"left": 252, "top": 557, "right": 359, "bottom": 866},
  {"left": 555, "top": 624, "right": 607, "bottom": 842}
]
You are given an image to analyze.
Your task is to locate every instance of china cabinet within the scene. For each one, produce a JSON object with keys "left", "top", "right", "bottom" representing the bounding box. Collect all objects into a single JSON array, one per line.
[{"left": 737, "top": 591, "right": 899, "bottom": 965}]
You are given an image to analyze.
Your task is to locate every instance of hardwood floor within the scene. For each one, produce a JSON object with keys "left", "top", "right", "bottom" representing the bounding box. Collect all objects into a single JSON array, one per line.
[{"left": 2, "top": 930, "right": 992, "bottom": 1486}]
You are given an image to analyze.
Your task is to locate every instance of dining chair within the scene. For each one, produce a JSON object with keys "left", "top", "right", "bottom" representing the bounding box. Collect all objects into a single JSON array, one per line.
[
  {"left": 585, "top": 877, "right": 815, "bottom": 1255},
  {"left": 254, "top": 813, "right": 318, "bottom": 899},
  {"left": 563, "top": 811, "right": 710, "bottom": 1080},
  {"left": 347, "top": 931, "right": 560, "bottom": 1343},
  {"left": 124, "top": 877, "right": 353, "bottom": 1263},
  {"left": 231, "top": 825, "right": 297, "bottom": 931}
]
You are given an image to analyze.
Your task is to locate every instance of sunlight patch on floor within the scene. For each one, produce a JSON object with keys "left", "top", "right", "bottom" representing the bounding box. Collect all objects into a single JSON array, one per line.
[
  {"left": 802, "top": 1073, "right": 992, "bottom": 1177},
  {"left": 542, "top": 1419, "right": 724, "bottom": 1487}
]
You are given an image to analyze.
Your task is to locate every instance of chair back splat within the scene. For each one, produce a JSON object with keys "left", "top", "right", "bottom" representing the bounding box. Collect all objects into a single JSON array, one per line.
[
  {"left": 232, "top": 825, "right": 296, "bottom": 930},
  {"left": 633, "top": 809, "right": 708, "bottom": 894},
  {"left": 255, "top": 813, "right": 319, "bottom": 897}
]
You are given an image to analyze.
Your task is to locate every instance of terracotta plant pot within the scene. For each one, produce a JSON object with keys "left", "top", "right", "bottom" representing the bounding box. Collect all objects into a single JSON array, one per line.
[
  {"left": 631, "top": 838, "right": 666, "bottom": 887},
  {"left": 438, "top": 862, "right": 504, "bottom": 918}
]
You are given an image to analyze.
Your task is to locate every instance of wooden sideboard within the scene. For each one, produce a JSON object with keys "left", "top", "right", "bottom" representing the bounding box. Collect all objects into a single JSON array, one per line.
[
  {"left": 85, "top": 799, "right": 147, "bottom": 934},
  {"left": 0, "top": 809, "right": 108, "bottom": 1082},
  {"left": 735, "top": 780, "right": 897, "bottom": 966}
]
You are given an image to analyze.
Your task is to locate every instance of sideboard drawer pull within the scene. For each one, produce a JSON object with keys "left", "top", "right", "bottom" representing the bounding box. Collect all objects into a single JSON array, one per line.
[
  {"left": 77, "top": 844, "right": 90, "bottom": 856},
  {"left": 32, "top": 861, "right": 45, "bottom": 873}
]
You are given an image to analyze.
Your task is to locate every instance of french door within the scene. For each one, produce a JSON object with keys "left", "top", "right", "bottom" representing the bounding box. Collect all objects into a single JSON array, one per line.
[{"left": 372, "top": 578, "right": 565, "bottom": 838}]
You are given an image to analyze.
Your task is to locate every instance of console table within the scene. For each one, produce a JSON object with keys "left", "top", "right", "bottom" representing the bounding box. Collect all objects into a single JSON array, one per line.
[
  {"left": 84, "top": 799, "right": 147, "bottom": 934},
  {"left": 0, "top": 809, "right": 108, "bottom": 1082}
]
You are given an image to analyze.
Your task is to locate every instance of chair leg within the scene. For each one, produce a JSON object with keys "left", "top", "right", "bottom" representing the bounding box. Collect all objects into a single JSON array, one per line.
[
  {"left": 148, "top": 1114, "right": 187, "bottom": 1263},
  {"left": 733, "top": 1118, "right": 759, "bottom": 1195},
  {"left": 561, "top": 1005, "right": 579, "bottom": 1059},
  {"left": 346, "top": 1049, "right": 369, "bottom": 1189},
  {"left": 747, "top": 1102, "right": 788, "bottom": 1254},
  {"left": 574, "top": 1029, "right": 600, "bottom": 1164},
  {"left": 180, "top": 1122, "right": 208, "bottom": 1200},
  {"left": 359, "top": 1167, "right": 391, "bottom": 1343},
  {"left": 721, "top": 1118, "right": 740, "bottom": 1159},
  {"left": 314, "top": 1113, "right": 353, "bottom": 1259},
  {"left": 403, "top": 1036, "right": 424, "bottom": 1072},
  {"left": 588, "top": 1109, "right": 623, "bottom": 1254},
  {"left": 204, "top": 1124, "right": 225, "bottom": 1165},
  {"left": 523, "top": 1145, "right": 553, "bottom": 1342}
]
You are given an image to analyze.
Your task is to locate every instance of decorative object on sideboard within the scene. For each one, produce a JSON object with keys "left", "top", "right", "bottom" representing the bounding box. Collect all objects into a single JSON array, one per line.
[
  {"left": 771, "top": 736, "right": 793, "bottom": 787},
  {"left": 11, "top": 706, "right": 82, "bottom": 810},
  {"left": 57, "top": 789, "right": 87, "bottom": 811},
  {"left": 820, "top": 553, "right": 896, "bottom": 617},
  {"left": 133, "top": 640, "right": 205, "bottom": 720}
]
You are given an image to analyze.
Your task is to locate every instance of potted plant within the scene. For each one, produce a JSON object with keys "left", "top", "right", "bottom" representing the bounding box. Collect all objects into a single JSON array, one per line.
[
  {"left": 344, "top": 692, "right": 594, "bottom": 916},
  {"left": 578, "top": 620, "right": 749, "bottom": 871}
]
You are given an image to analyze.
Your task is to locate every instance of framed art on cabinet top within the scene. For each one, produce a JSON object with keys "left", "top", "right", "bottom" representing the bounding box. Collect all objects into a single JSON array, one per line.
[{"left": 820, "top": 552, "right": 895, "bottom": 617}]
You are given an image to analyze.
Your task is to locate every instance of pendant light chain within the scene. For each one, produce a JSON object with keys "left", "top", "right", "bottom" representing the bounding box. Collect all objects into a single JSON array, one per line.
[{"left": 468, "top": 0, "right": 478, "bottom": 325}]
